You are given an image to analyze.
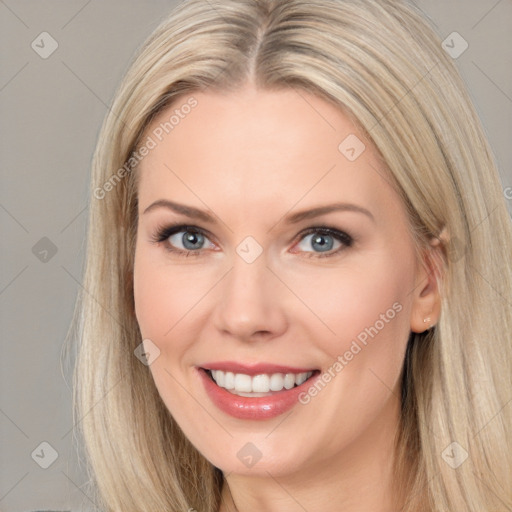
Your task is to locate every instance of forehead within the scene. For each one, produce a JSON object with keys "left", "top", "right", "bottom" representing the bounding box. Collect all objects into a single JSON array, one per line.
[{"left": 136, "top": 86, "right": 399, "bottom": 223}]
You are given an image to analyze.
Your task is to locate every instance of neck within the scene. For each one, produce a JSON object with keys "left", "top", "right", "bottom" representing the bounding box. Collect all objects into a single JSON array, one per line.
[{"left": 218, "top": 393, "right": 407, "bottom": 512}]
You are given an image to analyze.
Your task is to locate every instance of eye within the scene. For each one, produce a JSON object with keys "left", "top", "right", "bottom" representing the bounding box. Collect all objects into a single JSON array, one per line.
[
  {"left": 151, "top": 224, "right": 215, "bottom": 256},
  {"left": 294, "top": 227, "right": 353, "bottom": 258},
  {"left": 151, "top": 224, "right": 354, "bottom": 259}
]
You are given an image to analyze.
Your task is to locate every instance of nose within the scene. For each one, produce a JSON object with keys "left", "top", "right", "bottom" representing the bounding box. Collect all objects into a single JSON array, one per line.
[{"left": 212, "top": 251, "right": 288, "bottom": 343}]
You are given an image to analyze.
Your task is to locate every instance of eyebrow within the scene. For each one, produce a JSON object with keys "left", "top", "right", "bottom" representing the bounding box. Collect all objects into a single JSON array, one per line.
[
  {"left": 143, "top": 199, "right": 216, "bottom": 223},
  {"left": 142, "top": 199, "right": 374, "bottom": 224},
  {"left": 285, "top": 203, "right": 374, "bottom": 223}
]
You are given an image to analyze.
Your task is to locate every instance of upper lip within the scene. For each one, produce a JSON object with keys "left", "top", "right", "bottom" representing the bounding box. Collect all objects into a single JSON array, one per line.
[{"left": 199, "top": 361, "right": 318, "bottom": 376}]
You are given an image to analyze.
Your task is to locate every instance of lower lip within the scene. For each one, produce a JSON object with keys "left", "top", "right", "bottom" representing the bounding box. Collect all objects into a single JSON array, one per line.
[{"left": 198, "top": 368, "right": 318, "bottom": 420}]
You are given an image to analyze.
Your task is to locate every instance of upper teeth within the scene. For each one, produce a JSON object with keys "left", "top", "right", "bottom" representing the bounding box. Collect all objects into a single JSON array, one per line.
[{"left": 210, "top": 369, "right": 313, "bottom": 394}]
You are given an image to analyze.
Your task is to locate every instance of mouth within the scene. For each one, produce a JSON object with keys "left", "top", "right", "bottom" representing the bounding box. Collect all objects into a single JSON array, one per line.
[
  {"left": 197, "top": 364, "right": 321, "bottom": 420},
  {"left": 203, "top": 368, "right": 317, "bottom": 397}
]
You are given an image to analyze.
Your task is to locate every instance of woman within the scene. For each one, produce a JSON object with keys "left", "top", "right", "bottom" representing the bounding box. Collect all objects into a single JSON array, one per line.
[{"left": 72, "top": 0, "right": 512, "bottom": 510}]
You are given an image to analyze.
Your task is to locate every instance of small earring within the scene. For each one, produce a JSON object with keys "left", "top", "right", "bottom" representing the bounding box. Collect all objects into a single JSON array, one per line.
[{"left": 423, "top": 317, "right": 434, "bottom": 330}]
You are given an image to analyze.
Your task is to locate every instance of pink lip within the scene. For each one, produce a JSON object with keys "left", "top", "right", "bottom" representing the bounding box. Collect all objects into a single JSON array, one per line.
[
  {"left": 200, "top": 361, "right": 316, "bottom": 376},
  {"left": 197, "top": 366, "right": 319, "bottom": 421}
]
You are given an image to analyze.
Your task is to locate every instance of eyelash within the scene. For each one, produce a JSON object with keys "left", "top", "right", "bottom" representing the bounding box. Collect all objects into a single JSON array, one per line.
[{"left": 150, "top": 223, "right": 354, "bottom": 259}]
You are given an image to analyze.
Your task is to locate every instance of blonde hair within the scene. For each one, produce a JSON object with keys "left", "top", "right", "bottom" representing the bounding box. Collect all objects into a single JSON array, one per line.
[{"left": 69, "top": 0, "right": 512, "bottom": 510}]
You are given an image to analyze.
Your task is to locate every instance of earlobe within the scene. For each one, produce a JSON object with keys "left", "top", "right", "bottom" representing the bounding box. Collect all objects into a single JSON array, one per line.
[
  {"left": 422, "top": 316, "right": 434, "bottom": 330},
  {"left": 410, "top": 240, "right": 444, "bottom": 333}
]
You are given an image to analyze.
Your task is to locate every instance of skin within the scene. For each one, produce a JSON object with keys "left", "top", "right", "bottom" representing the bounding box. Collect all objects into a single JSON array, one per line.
[{"left": 133, "top": 84, "right": 441, "bottom": 512}]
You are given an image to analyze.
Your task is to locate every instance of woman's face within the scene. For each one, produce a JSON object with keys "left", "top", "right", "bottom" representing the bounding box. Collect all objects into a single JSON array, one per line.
[{"left": 133, "top": 85, "right": 436, "bottom": 479}]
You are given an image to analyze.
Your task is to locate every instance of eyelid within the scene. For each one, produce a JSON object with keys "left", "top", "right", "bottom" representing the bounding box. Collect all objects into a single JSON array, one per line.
[
  {"left": 152, "top": 223, "right": 214, "bottom": 242},
  {"left": 295, "top": 226, "right": 353, "bottom": 245}
]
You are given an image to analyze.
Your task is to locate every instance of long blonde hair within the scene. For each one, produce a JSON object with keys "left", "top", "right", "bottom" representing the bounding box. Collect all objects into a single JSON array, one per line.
[{"left": 69, "top": 0, "right": 512, "bottom": 510}]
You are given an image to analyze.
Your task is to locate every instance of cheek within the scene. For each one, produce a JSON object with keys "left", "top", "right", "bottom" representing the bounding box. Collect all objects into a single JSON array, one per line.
[
  {"left": 132, "top": 249, "right": 207, "bottom": 417},
  {"left": 284, "top": 255, "right": 415, "bottom": 454},
  {"left": 293, "top": 254, "right": 414, "bottom": 351},
  {"left": 133, "top": 260, "right": 172, "bottom": 341},
  {"left": 291, "top": 252, "right": 416, "bottom": 425},
  {"left": 296, "top": 248, "right": 414, "bottom": 404},
  {"left": 133, "top": 248, "right": 213, "bottom": 347}
]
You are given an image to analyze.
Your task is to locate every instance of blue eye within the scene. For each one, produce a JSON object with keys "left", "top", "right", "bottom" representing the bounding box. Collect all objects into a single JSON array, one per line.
[
  {"left": 152, "top": 225, "right": 215, "bottom": 256},
  {"left": 151, "top": 224, "right": 353, "bottom": 259},
  {"left": 169, "top": 230, "right": 207, "bottom": 251},
  {"left": 295, "top": 228, "right": 353, "bottom": 258}
]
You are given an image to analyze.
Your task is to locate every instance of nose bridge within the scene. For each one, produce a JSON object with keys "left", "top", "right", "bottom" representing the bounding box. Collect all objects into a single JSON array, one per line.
[{"left": 213, "top": 247, "right": 287, "bottom": 340}]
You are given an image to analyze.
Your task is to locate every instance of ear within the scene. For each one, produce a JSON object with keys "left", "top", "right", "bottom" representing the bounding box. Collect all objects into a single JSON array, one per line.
[{"left": 410, "top": 236, "right": 444, "bottom": 333}]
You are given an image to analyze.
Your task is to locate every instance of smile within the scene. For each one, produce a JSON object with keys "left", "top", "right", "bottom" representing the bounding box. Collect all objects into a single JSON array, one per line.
[
  {"left": 208, "top": 369, "right": 314, "bottom": 396},
  {"left": 197, "top": 363, "right": 320, "bottom": 420}
]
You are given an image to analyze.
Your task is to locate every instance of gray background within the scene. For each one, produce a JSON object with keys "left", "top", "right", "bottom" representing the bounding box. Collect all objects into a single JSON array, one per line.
[{"left": 0, "top": 1, "right": 511, "bottom": 511}]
